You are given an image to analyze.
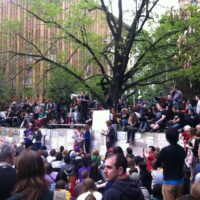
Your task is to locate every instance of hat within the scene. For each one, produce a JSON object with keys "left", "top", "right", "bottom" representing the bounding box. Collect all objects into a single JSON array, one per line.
[
  {"left": 184, "top": 125, "right": 191, "bottom": 132},
  {"left": 138, "top": 96, "right": 142, "bottom": 100}
]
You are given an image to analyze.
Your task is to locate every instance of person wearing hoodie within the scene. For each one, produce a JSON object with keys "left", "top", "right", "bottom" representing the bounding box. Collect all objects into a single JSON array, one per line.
[{"left": 103, "top": 153, "right": 144, "bottom": 200}]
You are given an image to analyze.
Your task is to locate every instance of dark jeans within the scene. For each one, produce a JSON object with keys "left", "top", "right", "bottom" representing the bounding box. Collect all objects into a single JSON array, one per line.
[
  {"left": 85, "top": 141, "right": 90, "bottom": 153},
  {"left": 34, "top": 142, "right": 42, "bottom": 151},
  {"left": 127, "top": 127, "right": 137, "bottom": 142}
]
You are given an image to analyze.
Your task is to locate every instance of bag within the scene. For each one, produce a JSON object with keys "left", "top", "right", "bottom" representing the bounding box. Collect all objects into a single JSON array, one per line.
[{"left": 53, "top": 190, "right": 71, "bottom": 200}]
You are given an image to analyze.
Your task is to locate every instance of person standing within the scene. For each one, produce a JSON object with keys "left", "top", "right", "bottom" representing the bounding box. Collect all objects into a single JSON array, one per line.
[
  {"left": 33, "top": 126, "right": 42, "bottom": 151},
  {"left": 102, "top": 120, "right": 116, "bottom": 151},
  {"left": 155, "top": 128, "right": 186, "bottom": 200},
  {"left": 103, "top": 153, "right": 144, "bottom": 200},
  {"left": 79, "top": 91, "right": 90, "bottom": 123},
  {"left": 84, "top": 125, "right": 91, "bottom": 154},
  {"left": 0, "top": 142, "right": 17, "bottom": 200},
  {"left": 23, "top": 124, "right": 34, "bottom": 149},
  {"left": 196, "top": 95, "right": 200, "bottom": 116}
]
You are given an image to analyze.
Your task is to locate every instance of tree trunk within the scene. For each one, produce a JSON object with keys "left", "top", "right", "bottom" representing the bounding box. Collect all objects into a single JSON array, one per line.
[{"left": 107, "top": 76, "right": 123, "bottom": 106}]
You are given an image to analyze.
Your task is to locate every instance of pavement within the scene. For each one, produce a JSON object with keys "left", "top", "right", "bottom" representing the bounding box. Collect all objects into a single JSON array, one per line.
[{"left": 116, "top": 131, "right": 170, "bottom": 156}]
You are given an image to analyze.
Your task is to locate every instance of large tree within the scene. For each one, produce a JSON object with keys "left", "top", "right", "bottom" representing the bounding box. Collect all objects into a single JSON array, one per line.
[{"left": 1, "top": 0, "right": 197, "bottom": 104}]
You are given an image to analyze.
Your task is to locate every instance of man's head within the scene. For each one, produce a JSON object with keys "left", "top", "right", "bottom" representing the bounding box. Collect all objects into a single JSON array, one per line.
[
  {"left": 0, "top": 142, "right": 15, "bottom": 165},
  {"left": 165, "top": 128, "right": 179, "bottom": 145},
  {"left": 103, "top": 153, "right": 127, "bottom": 181}
]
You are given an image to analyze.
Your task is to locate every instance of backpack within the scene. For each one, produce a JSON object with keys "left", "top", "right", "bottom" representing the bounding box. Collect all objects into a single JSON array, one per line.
[{"left": 53, "top": 190, "right": 71, "bottom": 200}]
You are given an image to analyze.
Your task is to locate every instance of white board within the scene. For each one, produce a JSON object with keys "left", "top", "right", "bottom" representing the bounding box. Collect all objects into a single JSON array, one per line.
[{"left": 92, "top": 110, "right": 110, "bottom": 155}]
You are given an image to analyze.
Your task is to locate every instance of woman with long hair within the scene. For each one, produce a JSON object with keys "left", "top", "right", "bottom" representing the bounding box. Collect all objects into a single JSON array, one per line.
[
  {"left": 8, "top": 150, "right": 53, "bottom": 200},
  {"left": 77, "top": 178, "right": 102, "bottom": 200}
]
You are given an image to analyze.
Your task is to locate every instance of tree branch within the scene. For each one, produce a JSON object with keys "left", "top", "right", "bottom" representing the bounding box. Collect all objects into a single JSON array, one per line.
[{"left": 100, "top": 0, "right": 118, "bottom": 38}]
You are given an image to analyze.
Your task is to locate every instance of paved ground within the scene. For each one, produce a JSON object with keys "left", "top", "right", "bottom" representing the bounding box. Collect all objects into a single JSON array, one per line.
[{"left": 116, "top": 131, "right": 170, "bottom": 156}]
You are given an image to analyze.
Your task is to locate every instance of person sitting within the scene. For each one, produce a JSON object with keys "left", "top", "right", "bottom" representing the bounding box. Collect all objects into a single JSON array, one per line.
[
  {"left": 53, "top": 180, "right": 71, "bottom": 200},
  {"left": 167, "top": 106, "right": 185, "bottom": 130},
  {"left": 91, "top": 149, "right": 101, "bottom": 166},
  {"left": 150, "top": 103, "right": 168, "bottom": 132},
  {"left": 126, "top": 112, "right": 138, "bottom": 144},
  {"left": 7, "top": 150, "right": 53, "bottom": 200},
  {"left": 139, "top": 161, "right": 152, "bottom": 194},
  {"left": 120, "top": 108, "right": 129, "bottom": 131},
  {"left": 151, "top": 161, "right": 163, "bottom": 189},
  {"left": 90, "top": 162, "right": 103, "bottom": 183},
  {"left": 139, "top": 108, "right": 155, "bottom": 133},
  {"left": 77, "top": 178, "right": 102, "bottom": 200},
  {"left": 78, "top": 156, "right": 91, "bottom": 183},
  {"left": 74, "top": 170, "right": 89, "bottom": 199},
  {"left": 185, "top": 109, "right": 200, "bottom": 128},
  {"left": 126, "top": 147, "right": 135, "bottom": 159},
  {"left": 47, "top": 149, "right": 57, "bottom": 163},
  {"left": 51, "top": 152, "right": 65, "bottom": 172},
  {"left": 44, "top": 163, "right": 58, "bottom": 186}
]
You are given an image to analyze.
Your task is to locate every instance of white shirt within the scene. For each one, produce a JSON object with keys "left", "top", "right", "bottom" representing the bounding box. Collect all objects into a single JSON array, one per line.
[
  {"left": 46, "top": 156, "right": 56, "bottom": 163},
  {"left": 196, "top": 100, "right": 200, "bottom": 115},
  {"left": 77, "top": 191, "right": 102, "bottom": 200}
]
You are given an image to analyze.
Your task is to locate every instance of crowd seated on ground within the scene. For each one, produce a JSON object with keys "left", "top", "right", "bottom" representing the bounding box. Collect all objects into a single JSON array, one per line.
[{"left": 2, "top": 124, "right": 200, "bottom": 200}]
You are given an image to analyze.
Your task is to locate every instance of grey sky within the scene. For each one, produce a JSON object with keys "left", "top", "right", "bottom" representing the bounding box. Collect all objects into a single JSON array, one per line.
[
  {"left": 104, "top": 0, "right": 179, "bottom": 28},
  {"left": 106, "top": 0, "right": 179, "bottom": 16}
]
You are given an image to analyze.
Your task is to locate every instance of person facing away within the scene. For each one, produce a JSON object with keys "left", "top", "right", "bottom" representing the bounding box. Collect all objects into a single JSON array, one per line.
[
  {"left": 155, "top": 128, "right": 186, "bottom": 200},
  {"left": 7, "top": 150, "right": 53, "bottom": 200},
  {"left": 102, "top": 153, "right": 144, "bottom": 200},
  {"left": 0, "top": 142, "right": 17, "bottom": 200},
  {"left": 77, "top": 178, "right": 102, "bottom": 200}
]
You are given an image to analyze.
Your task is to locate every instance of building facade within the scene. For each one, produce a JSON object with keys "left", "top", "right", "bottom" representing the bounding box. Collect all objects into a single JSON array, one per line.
[
  {"left": 0, "top": 0, "right": 110, "bottom": 102},
  {"left": 179, "top": 0, "right": 200, "bottom": 9}
]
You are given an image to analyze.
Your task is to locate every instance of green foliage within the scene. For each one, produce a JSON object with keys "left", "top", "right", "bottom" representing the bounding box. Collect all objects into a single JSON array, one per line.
[{"left": 134, "top": 5, "right": 200, "bottom": 95}]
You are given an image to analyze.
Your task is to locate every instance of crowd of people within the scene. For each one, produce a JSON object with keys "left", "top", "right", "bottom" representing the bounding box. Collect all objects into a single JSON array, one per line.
[
  {"left": 0, "top": 91, "right": 92, "bottom": 128},
  {"left": 0, "top": 87, "right": 200, "bottom": 138},
  {"left": 1, "top": 87, "right": 200, "bottom": 200},
  {"left": 1, "top": 125, "right": 200, "bottom": 200}
]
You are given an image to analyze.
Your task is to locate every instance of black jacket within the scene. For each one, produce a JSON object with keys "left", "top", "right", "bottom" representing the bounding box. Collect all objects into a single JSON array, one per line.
[
  {"left": 0, "top": 165, "right": 17, "bottom": 200},
  {"left": 103, "top": 178, "right": 144, "bottom": 200},
  {"left": 7, "top": 189, "right": 53, "bottom": 200}
]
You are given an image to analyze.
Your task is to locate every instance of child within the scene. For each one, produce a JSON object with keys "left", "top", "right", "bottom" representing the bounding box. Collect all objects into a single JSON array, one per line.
[
  {"left": 73, "top": 127, "right": 84, "bottom": 153},
  {"left": 54, "top": 180, "right": 71, "bottom": 200},
  {"left": 143, "top": 146, "right": 155, "bottom": 171},
  {"left": 181, "top": 125, "right": 191, "bottom": 148}
]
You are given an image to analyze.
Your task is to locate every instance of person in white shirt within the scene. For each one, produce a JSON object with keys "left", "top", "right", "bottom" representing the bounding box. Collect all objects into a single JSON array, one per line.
[
  {"left": 77, "top": 178, "right": 102, "bottom": 200},
  {"left": 47, "top": 149, "right": 56, "bottom": 163},
  {"left": 196, "top": 95, "right": 200, "bottom": 115},
  {"left": 151, "top": 161, "right": 163, "bottom": 189}
]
